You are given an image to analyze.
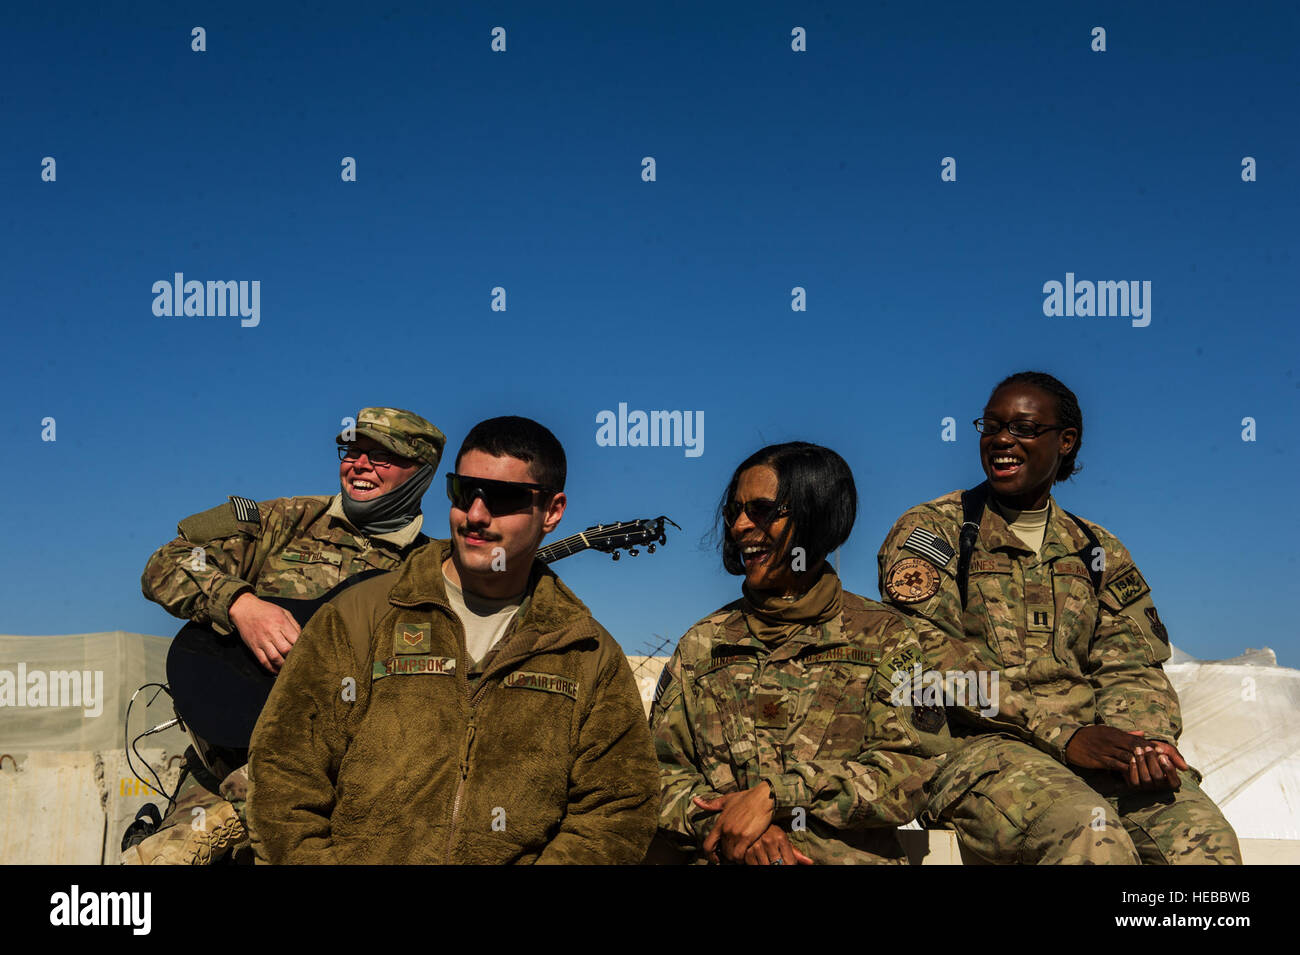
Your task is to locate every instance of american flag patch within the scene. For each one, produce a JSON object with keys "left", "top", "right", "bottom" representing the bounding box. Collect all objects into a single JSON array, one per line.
[
  {"left": 903, "top": 527, "right": 955, "bottom": 567},
  {"left": 228, "top": 495, "right": 261, "bottom": 525}
]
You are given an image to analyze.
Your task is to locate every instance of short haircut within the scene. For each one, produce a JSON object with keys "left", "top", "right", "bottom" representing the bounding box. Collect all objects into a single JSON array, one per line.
[
  {"left": 455, "top": 416, "right": 567, "bottom": 491},
  {"left": 716, "top": 441, "right": 857, "bottom": 576},
  {"left": 989, "top": 371, "right": 1084, "bottom": 482}
]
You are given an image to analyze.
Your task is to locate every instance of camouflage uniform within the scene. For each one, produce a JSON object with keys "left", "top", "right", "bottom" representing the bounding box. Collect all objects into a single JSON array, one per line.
[
  {"left": 128, "top": 408, "right": 444, "bottom": 865},
  {"left": 877, "top": 491, "right": 1241, "bottom": 864},
  {"left": 650, "top": 567, "right": 949, "bottom": 864}
]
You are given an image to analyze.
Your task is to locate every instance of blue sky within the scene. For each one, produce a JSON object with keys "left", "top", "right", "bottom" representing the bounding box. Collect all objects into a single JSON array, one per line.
[{"left": 2, "top": 2, "right": 1296, "bottom": 666}]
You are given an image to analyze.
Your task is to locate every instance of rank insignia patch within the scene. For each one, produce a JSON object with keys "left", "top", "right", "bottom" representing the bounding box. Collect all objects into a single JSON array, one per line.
[
  {"left": 394, "top": 622, "right": 431, "bottom": 655},
  {"left": 1145, "top": 606, "right": 1169, "bottom": 643},
  {"left": 885, "top": 558, "right": 941, "bottom": 604}
]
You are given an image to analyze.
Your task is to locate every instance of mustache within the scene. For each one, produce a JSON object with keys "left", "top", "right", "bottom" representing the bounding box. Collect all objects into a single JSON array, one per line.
[{"left": 457, "top": 525, "right": 501, "bottom": 541}]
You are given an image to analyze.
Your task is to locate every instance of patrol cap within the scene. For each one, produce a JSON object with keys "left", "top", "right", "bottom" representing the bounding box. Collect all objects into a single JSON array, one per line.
[{"left": 337, "top": 407, "right": 446, "bottom": 469}]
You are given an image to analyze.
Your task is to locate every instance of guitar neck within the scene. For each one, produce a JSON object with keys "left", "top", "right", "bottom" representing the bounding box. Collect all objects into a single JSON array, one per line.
[{"left": 536, "top": 533, "right": 589, "bottom": 564}]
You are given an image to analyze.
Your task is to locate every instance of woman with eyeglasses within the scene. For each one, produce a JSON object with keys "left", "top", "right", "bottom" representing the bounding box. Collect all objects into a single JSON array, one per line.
[
  {"left": 649, "top": 442, "right": 946, "bottom": 864},
  {"left": 876, "top": 371, "right": 1240, "bottom": 864}
]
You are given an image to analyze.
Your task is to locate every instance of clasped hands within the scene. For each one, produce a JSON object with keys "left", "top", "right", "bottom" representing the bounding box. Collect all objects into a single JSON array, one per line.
[
  {"left": 1064, "top": 725, "right": 1187, "bottom": 790},
  {"left": 693, "top": 783, "right": 814, "bottom": 865}
]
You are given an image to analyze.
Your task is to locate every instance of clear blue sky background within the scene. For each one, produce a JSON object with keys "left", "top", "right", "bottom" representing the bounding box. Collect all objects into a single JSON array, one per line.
[{"left": 2, "top": 2, "right": 1296, "bottom": 666}]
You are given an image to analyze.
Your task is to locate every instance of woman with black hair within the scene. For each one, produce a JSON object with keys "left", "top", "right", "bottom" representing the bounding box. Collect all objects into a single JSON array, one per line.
[
  {"left": 877, "top": 371, "right": 1241, "bottom": 864},
  {"left": 650, "top": 442, "right": 946, "bottom": 864}
]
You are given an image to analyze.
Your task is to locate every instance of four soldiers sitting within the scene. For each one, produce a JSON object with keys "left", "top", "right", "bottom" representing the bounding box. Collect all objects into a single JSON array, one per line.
[{"left": 139, "top": 381, "right": 1241, "bottom": 865}]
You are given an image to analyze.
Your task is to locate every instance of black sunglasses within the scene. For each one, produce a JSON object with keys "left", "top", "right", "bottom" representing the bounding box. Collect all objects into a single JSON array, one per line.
[
  {"left": 724, "top": 498, "right": 789, "bottom": 528},
  {"left": 446, "top": 473, "right": 554, "bottom": 515}
]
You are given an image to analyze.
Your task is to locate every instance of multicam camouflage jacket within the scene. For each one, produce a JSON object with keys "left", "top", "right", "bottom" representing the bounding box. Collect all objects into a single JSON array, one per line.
[
  {"left": 877, "top": 490, "right": 1180, "bottom": 765},
  {"left": 650, "top": 573, "right": 949, "bottom": 864},
  {"left": 140, "top": 494, "right": 428, "bottom": 634}
]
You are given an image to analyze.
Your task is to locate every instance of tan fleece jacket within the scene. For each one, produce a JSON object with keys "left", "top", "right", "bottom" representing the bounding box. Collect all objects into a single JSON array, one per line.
[{"left": 246, "top": 538, "right": 658, "bottom": 864}]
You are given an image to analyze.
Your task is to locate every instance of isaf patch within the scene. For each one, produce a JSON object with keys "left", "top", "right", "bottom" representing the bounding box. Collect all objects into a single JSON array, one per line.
[
  {"left": 878, "top": 645, "right": 924, "bottom": 686},
  {"left": 885, "top": 558, "right": 941, "bottom": 604},
  {"left": 1105, "top": 567, "right": 1150, "bottom": 608},
  {"left": 1145, "top": 606, "right": 1170, "bottom": 643},
  {"left": 902, "top": 527, "right": 956, "bottom": 568},
  {"left": 394, "top": 622, "right": 430, "bottom": 655}
]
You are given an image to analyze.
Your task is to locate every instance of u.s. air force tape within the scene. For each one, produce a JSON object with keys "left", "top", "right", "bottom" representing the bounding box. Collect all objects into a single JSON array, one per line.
[
  {"left": 903, "top": 527, "right": 955, "bottom": 567},
  {"left": 229, "top": 495, "right": 260, "bottom": 524},
  {"left": 503, "top": 670, "right": 579, "bottom": 701}
]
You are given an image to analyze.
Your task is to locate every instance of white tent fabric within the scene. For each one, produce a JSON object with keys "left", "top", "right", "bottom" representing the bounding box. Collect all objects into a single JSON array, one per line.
[{"left": 1165, "top": 646, "right": 1300, "bottom": 840}]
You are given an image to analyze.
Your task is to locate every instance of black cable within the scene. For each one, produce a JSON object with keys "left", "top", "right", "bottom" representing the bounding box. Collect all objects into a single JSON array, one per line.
[{"left": 125, "top": 682, "right": 180, "bottom": 807}]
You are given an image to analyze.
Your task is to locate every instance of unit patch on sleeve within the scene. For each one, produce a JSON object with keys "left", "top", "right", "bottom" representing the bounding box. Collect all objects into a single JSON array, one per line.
[
  {"left": 885, "top": 558, "right": 941, "bottom": 604},
  {"left": 1145, "top": 606, "right": 1170, "bottom": 644},
  {"left": 902, "top": 527, "right": 956, "bottom": 568},
  {"left": 1105, "top": 567, "right": 1150, "bottom": 608}
]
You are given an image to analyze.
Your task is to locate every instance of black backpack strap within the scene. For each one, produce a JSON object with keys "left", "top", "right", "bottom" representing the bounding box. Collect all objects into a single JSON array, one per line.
[
  {"left": 956, "top": 483, "right": 989, "bottom": 610},
  {"left": 1062, "top": 510, "right": 1104, "bottom": 595}
]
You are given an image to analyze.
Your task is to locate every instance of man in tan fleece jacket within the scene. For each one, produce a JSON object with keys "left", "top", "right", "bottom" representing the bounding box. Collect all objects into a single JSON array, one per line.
[{"left": 246, "top": 416, "right": 659, "bottom": 863}]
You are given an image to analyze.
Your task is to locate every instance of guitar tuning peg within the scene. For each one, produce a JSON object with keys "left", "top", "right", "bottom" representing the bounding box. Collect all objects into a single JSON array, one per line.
[
  {"left": 611, "top": 551, "right": 621, "bottom": 561},
  {"left": 628, "top": 547, "right": 639, "bottom": 556},
  {"left": 647, "top": 543, "right": 656, "bottom": 554}
]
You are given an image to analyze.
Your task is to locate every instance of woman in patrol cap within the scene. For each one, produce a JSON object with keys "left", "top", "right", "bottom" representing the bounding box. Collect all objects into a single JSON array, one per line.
[
  {"left": 649, "top": 442, "right": 943, "bottom": 865},
  {"left": 876, "top": 371, "right": 1241, "bottom": 864}
]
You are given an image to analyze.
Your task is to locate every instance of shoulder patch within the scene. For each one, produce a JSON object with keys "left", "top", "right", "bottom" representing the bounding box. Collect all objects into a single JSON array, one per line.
[
  {"left": 911, "top": 705, "right": 947, "bottom": 733},
  {"left": 176, "top": 498, "right": 261, "bottom": 544},
  {"left": 902, "top": 527, "right": 956, "bottom": 568},
  {"left": 884, "top": 557, "right": 941, "bottom": 604},
  {"left": 1105, "top": 566, "right": 1150, "bottom": 608},
  {"left": 1144, "top": 606, "right": 1170, "bottom": 644},
  {"left": 229, "top": 496, "right": 261, "bottom": 525},
  {"left": 878, "top": 645, "right": 925, "bottom": 686}
]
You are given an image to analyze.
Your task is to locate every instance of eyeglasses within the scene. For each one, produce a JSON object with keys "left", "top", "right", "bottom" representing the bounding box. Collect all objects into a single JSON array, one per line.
[
  {"left": 446, "top": 473, "right": 555, "bottom": 515},
  {"left": 723, "top": 498, "right": 790, "bottom": 528},
  {"left": 972, "top": 418, "right": 1067, "bottom": 439},
  {"left": 338, "top": 445, "right": 413, "bottom": 468}
]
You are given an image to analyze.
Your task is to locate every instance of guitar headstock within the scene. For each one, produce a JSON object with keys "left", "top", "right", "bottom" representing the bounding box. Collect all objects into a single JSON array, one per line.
[
  {"left": 536, "top": 516, "right": 680, "bottom": 564},
  {"left": 587, "top": 516, "right": 680, "bottom": 560}
]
